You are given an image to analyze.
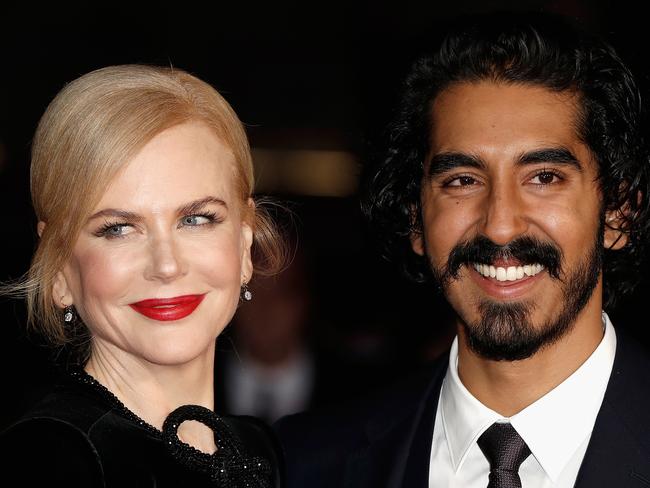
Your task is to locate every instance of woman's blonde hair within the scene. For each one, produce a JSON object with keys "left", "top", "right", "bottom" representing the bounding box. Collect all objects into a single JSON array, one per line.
[{"left": 5, "top": 64, "right": 284, "bottom": 353}]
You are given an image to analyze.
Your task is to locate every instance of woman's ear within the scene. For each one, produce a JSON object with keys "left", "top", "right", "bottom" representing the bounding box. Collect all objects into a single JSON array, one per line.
[
  {"left": 40, "top": 221, "right": 73, "bottom": 308},
  {"left": 52, "top": 270, "right": 73, "bottom": 309},
  {"left": 240, "top": 199, "right": 255, "bottom": 284}
]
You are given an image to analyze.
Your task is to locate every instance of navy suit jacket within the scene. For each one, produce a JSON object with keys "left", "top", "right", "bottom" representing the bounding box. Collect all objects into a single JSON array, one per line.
[{"left": 274, "top": 332, "right": 650, "bottom": 487}]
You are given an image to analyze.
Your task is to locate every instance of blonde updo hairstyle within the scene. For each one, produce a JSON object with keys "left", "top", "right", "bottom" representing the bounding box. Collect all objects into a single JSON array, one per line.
[{"left": 16, "top": 64, "right": 284, "bottom": 352}]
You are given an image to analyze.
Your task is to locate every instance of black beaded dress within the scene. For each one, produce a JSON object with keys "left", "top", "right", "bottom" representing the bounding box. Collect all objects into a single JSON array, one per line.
[{"left": 0, "top": 369, "right": 282, "bottom": 487}]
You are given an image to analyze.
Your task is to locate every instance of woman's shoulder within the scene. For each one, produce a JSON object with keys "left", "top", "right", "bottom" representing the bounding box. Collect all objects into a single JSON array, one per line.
[
  {"left": 223, "top": 414, "right": 281, "bottom": 457},
  {"left": 0, "top": 370, "right": 113, "bottom": 485},
  {"left": 0, "top": 415, "right": 105, "bottom": 486},
  {"left": 9, "top": 369, "right": 114, "bottom": 433}
]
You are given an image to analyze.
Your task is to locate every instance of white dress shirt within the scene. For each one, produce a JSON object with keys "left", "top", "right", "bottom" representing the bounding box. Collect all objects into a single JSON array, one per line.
[{"left": 429, "top": 312, "right": 617, "bottom": 487}]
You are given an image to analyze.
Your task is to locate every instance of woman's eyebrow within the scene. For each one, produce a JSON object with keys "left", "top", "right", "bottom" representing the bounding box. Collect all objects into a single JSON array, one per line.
[
  {"left": 87, "top": 197, "right": 227, "bottom": 222},
  {"left": 87, "top": 208, "right": 142, "bottom": 222},
  {"left": 176, "top": 196, "right": 228, "bottom": 215}
]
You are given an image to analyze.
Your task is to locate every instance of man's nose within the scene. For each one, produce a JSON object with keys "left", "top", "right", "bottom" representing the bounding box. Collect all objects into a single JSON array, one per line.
[{"left": 478, "top": 181, "right": 529, "bottom": 245}]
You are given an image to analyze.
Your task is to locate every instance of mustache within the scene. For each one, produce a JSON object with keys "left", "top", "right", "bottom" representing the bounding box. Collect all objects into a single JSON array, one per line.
[{"left": 444, "top": 235, "right": 563, "bottom": 281}]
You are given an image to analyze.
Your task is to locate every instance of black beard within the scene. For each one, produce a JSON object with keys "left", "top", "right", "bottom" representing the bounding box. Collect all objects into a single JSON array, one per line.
[{"left": 432, "top": 230, "right": 603, "bottom": 361}]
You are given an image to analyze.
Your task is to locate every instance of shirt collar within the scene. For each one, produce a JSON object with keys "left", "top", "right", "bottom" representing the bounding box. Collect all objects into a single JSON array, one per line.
[{"left": 441, "top": 312, "right": 617, "bottom": 481}]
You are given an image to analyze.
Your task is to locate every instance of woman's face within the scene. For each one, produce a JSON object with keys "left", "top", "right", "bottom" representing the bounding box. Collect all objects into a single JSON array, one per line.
[{"left": 55, "top": 122, "right": 253, "bottom": 367}]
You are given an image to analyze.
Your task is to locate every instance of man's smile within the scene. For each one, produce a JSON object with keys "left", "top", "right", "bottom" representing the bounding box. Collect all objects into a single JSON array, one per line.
[
  {"left": 471, "top": 262, "right": 545, "bottom": 282},
  {"left": 468, "top": 261, "right": 547, "bottom": 299}
]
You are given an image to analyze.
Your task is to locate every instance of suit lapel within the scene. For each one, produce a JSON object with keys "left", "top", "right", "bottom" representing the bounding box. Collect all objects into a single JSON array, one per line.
[
  {"left": 343, "top": 359, "right": 447, "bottom": 488},
  {"left": 343, "top": 331, "right": 650, "bottom": 488},
  {"left": 574, "top": 333, "right": 650, "bottom": 487},
  {"left": 401, "top": 369, "right": 444, "bottom": 488},
  {"left": 574, "top": 401, "right": 650, "bottom": 487}
]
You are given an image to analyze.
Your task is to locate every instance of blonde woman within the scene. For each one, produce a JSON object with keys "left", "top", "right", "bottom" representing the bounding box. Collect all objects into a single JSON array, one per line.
[{"left": 0, "top": 65, "right": 284, "bottom": 487}]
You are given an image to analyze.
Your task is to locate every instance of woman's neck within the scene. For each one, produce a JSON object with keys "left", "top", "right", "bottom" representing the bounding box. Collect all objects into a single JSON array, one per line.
[{"left": 85, "top": 346, "right": 217, "bottom": 453}]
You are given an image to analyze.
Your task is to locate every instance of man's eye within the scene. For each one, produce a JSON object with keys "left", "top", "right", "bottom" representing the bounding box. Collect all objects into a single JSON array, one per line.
[
  {"left": 446, "top": 175, "right": 478, "bottom": 187},
  {"left": 531, "top": 171, "right": 561, "bottom": 185}
]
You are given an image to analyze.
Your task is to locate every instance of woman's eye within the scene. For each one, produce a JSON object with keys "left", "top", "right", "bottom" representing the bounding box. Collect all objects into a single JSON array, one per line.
[
  {"left": 96, "top": 223, "right": 131, "bottom": 239},
  {"left": 107, "top": 225, "right": 125, "bottom": 236},
  {"left": 181, "top": 215, "right": 212, "bottom": 226},
  {"left": 531, "top": 172, "right": 561, "bottom": 185}
]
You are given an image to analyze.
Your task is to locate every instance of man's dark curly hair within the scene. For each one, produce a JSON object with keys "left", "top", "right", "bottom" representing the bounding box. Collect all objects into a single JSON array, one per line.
[{"left": 362, "top": 12, "right": 650, "bottom": 308}]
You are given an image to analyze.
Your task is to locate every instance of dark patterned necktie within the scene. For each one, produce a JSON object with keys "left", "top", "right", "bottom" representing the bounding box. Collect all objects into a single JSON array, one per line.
[{"left": 477, "top": 422, "right": 531, "bottom": 488}]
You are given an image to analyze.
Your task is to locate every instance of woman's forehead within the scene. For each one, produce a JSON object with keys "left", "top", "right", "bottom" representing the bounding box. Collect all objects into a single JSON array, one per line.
[{"left": 94, "top": 122, "right": 239, "bottom": 212}]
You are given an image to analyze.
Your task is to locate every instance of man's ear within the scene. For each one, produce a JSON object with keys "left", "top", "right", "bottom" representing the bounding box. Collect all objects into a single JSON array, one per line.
[
  {"left": 410, "top": 231, "right": 425, "bottom": 256},
  {"left": 37, "top": 221, "right": 46, "bottom": 238},
  {"left": 603, "top": 206, "right": 630, "bottom": 251},
  {"left": 409, "top": 204, "right": 425, "bottom": 256},
  {"left": 52, "top": 270, "right": 73, "bottom": 309}
]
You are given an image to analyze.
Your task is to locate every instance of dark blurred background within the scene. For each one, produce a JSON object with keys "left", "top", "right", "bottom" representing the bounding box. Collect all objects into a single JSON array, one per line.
[{"left": 1, "top": 0, "right": 649, "bottom": 428}]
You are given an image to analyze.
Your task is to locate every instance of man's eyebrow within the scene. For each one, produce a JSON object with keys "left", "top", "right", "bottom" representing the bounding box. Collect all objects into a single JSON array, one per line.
[
  {"left": 88, "top": 197, "right": 227, "bottom": 222},
  {"left": 518, "top": 147, "right": 583, "bottom": 171},
  {"left": 426, "top": 147, "right": 583, "bottom": 178},
  {"left": 427, "top": 152, "right": 486, "bottom": 178}
]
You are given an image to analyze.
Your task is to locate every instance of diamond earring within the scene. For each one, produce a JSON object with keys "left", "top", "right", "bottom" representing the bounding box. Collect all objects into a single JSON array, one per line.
[
  {"left": 63, "top": 306, "right": 75, "bottom": 323},
  {"left": 241, "top": 283, "right": 253, "bottom": 302}
]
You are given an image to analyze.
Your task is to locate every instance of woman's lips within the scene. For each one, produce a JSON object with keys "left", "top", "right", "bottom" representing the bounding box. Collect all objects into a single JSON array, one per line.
[{"left": 129, "top": 294, "right": 206, "bottom": 321}]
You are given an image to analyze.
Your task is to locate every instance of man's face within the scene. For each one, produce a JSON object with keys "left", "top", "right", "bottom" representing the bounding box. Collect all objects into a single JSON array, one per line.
[{"left": 412, "top": 81, "right": 616, "bottom": 361}]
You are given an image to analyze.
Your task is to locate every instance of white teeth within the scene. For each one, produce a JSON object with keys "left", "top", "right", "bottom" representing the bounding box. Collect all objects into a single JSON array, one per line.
[{"left": 472, "top": 262, "right": 545, "bottom": 282}]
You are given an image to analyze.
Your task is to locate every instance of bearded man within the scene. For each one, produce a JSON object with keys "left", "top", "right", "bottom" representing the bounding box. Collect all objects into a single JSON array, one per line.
[{"left": 275, "top": 12, "right": 650, "bottom": 488}]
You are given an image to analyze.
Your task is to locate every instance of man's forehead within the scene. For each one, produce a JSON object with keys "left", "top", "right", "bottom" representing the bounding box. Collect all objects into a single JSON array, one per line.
[{"left": 425, "top": 81, "right": 595, "bottom": 171}]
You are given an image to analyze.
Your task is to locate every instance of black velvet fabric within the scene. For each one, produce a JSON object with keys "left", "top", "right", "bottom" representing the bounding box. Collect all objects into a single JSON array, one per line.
[{"left": 0, "top": 370, "right": 283, "bottom": 487}]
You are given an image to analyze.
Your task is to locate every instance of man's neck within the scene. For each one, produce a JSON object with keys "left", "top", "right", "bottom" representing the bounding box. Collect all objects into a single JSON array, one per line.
[{"left": 456, "top": 296, "right": 605, "bottom": 417}]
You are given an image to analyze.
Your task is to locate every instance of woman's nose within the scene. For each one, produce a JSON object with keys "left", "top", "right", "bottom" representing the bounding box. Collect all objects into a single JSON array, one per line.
[{"left": 144, "top": 234, "right": 188, "bottom": 283}]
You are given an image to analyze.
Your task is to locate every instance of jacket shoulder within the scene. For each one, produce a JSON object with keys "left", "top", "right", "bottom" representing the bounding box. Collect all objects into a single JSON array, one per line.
[
  {"left": 273, "top": 356, "right": 448, "bottom": 488},
  {"left": 603, "top": 332, "right": 650, "bottom": 433},
  {"left": 574, "top": 332, "right": 650, "bottom": 486}
]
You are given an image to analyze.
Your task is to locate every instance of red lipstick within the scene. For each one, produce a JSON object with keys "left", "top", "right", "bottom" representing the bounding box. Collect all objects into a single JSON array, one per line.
[{"left": 129, "top": 294, "right": 206, "bottom": 321}]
